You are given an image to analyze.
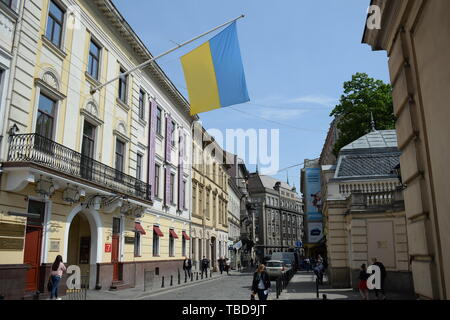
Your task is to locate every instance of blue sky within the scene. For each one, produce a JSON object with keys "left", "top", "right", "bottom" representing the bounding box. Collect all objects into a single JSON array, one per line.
[{"left": 113, "top": 0, "right": 390, "bottom": 186}]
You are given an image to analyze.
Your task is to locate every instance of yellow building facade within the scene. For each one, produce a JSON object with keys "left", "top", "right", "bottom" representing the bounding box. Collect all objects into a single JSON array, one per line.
[
  {"left": 190, "top": 124, "right": 229, "bottom": 271},
  {"left": 0, "top": 0, "right": 193, "bottom": 299}
]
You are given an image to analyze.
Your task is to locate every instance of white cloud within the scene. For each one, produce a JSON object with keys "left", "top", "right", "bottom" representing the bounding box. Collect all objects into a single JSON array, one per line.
[
  {"left": 258, "top": 107, "right": 308, "bottom": 120},
  {"left": 287, "top": 95, "right": 337, "bottom": 106}
]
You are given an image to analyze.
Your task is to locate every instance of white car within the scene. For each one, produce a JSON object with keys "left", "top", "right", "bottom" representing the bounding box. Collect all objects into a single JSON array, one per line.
[{"left": 265, "top": 260, "right": 288, "bottom": 280}]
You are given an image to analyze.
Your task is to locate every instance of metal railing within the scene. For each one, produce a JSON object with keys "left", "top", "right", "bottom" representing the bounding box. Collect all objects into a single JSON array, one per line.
[
  {"left": 275, "top": 268, "right": 295, "bottom": 299},
  {"left": 7, "top": 133, "right": 151, "bottom": 201}
]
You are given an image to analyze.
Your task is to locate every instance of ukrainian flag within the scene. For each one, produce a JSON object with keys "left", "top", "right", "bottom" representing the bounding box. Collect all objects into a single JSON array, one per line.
[{"left": 181, "top": 22, "right": 250, "bottom": 115}]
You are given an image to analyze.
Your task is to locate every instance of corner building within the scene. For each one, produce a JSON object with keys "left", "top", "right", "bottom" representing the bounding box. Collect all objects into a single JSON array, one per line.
[{"left": 0, "top": 0, "right": 194, "bottom": 299}]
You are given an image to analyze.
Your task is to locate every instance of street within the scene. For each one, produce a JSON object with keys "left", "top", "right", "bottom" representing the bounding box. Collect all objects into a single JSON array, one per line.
[{"left": 142, "top": 272, "right": 260, "bottom": 300}]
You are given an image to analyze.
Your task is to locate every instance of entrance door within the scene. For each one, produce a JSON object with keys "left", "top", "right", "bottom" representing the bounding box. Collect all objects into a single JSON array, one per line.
[
  {"left": 81, "top": 121, "right": 95, "bottom": 180},
  {"left": 24, "top": 226, "right": 42, "bottom": 291},
  {"left": 24, "top": 200, "right": 46, "bottom": 292},
  {"left": 111, "top": 218, "right": 121, "bottom": 281}
]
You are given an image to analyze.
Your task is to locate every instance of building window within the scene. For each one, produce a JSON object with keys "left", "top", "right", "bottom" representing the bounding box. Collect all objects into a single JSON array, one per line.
[
  {"left": 192, "top": 184, "right": 197, "bottom": 215},
  {"left": 154, "top": 164, "right": 160, "bottom": 197},
  {"left": 36, "top": 93, "right": 56, "bottom": 139},
  {"left": 115, "top": 139, "right": 125, "bottom": 180},
  {"left": 171, "top": 121, "right": 176, "bottom": 146},
  {"left": 156, "top": 107, "right": 162, "bottom": 135},
  {"left": 206, "top": 191, "right": 210, "bottom": 218},
  {"left": 1, "top": 0, "right": 12, "bottom": 8},
  {"left": 199, "top": 188, "right": 203, "bottom": 217},
  {"left": 45, "top": 0, "right": 64, "bottom": 48},
  {"left": 139, "top": 89, "right": 145, "bottom": 120},
  {"left": 118, "top": 67, "right": 127, "bottom": 103},
  {"left": 169, "top": 230, "right": 175, "bottom": 257},
  {"left": 136, "top": 153, "right": 143, "bottom": 180},
  {"left": 134, "top": 232, "right": 141, "bottom": 257},
  {"left": 153, "top": 229, "right": 160, "bottom": 256},
  {"left": 170, "top": 173, "right": 175, "bottom": 205},
  {"left": 88, "top": 39, "right": 101, "bottom": 80},
  {"left": 182, "top": 236, "right": 186, "bottom": 257},
  {"left": 182, "top": 180, "right": 187, "bottom": 209}
]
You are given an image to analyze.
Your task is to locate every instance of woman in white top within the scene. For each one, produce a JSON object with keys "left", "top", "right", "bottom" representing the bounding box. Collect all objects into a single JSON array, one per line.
[{"left": 50, "top": 255, "right": 66, "bottom": 300}]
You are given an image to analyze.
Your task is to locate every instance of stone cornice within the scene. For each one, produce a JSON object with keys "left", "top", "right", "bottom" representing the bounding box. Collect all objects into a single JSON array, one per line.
[{"left": 93, "top": 0, "right": 197, "bottom": 121}]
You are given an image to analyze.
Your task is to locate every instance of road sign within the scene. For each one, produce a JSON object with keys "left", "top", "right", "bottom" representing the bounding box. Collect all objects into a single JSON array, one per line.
[{"left": 295, "top": 241, "right": 303, "bottom": 248}]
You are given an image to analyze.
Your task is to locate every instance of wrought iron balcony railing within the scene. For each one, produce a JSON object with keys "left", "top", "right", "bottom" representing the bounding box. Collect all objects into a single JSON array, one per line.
[{"left": 7, "top": 133, "right": 151, "bottom": 202}]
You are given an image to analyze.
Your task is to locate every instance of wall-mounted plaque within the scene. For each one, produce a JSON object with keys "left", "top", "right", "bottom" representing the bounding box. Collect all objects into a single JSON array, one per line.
[
  {"left": 0, "top": 238, "right": 24, "bottom": 250},
  {"left": 0, "top": 223, "right": 25, "bottom": 238},
  {"left": 50, "top": 240, "right": 60, "bottom": 252},
  {"left": 125, "top": 237, "right": 135, "bottom": 244}
]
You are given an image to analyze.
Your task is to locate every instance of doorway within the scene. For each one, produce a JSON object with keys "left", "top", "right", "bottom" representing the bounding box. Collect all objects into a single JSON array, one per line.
[
  {"left": 111, "top": 217, "right": 122, "bottom": 282},
  {"left": 24, "top": 200, "right": 46, "bottom": 292},
  {"left": 67, "top": 213, "right": 92, "bottom": 278}
]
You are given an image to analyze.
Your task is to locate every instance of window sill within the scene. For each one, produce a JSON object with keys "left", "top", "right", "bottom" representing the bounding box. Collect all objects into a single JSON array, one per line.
[
  {"left": 85, "top": 71, "right": 101, "bottom": 88},
  {"left": 42, "top": 35, "right": 67, "bottom": 60},
  {"left": 138, "top": 118, "right": 147, "bottom": 127},
  {"left": 117, "top": 97, "right": 130, "bottom": 112},
  {"left": 156, "top": 133, "right": 164, "bottom": 141},
  {"left": 0, "top": 2, "right": 19, "bottom": 21}
]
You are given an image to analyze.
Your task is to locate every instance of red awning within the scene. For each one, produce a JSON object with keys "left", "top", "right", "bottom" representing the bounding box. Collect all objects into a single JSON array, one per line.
[
  {"left": 169, "top": 229, "right": 179, "bottom": 239},
  {"left": 182, "top": 231, "right": 190, "bottom": 240},
  {"left": 153, "top": 225, "right": 164, "bottom": 237},
  {"left": 134, "top": 223, "right": 146, "bottom": 235}
]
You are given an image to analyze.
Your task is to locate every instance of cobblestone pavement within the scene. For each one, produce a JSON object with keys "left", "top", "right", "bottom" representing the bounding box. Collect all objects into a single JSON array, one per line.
[{"left": 143, "top": 271, "right": 260, "bottom": 300}]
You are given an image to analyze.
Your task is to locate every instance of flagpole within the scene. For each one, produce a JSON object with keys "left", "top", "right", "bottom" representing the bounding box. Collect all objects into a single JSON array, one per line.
[{"left": 90, "top": 14, "right": 245, "bottom": 94}]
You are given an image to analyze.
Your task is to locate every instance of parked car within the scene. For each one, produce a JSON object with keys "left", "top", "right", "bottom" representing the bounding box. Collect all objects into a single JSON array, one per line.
[
  {"left": 271, "top": 252, "right": 297, "bottom": 271},
  {"left": 265, "top": 260, "right": 287, "bottom": 280}
]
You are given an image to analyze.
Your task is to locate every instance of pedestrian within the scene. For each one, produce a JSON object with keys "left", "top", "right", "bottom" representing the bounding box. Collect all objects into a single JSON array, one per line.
[
  {"left": 201, "top": 256, "right": 209, "bottom": 277},
  {"left": 225, "top": 258, "right": 231, "bottom": 275},
  {"left": 251, "top": 264, "right": 271, "bottom": 301},
  {"left": 305, "top": 257, "right": 311, "bottom": 272},
  {"left": 371, "top": 257, "right": 387, "bottom": 300},
  {"left": 182, "top": 256, "right": 192, "bottom": 278},
  {"left": 250, "top": 258, "right": 254, "bottom": 268},
  {"left": 313, "top": 261, "right": 324, "bottom": 285},
  {"left": 218, "top": 256, "right": 225, "bottom": 275},
  {"left": 237, "top": 262, "right": 241, "bottom": 272},
  {"left": 359, "top": 264, "right": 370, "bottom": 300},
  {"left": 49, "top": 255, "right": 66, "bottom": 300}
]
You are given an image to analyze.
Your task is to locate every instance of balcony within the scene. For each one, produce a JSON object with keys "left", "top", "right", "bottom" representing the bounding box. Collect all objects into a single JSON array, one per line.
[
  {"left": 346, "top": 188, "right": 404, "bottom": 213},
  {"left": 6, "top": 133, "right": 151, "bottom": 202}
]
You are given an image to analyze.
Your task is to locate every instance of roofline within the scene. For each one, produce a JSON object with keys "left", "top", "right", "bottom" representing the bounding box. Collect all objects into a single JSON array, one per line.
[{"left": 96, "top": 0, "right": 198, "bottom": 121}]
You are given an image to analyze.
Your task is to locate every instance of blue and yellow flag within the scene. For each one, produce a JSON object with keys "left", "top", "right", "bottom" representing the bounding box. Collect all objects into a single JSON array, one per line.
[{"left": 181, "top": 22, "right": 250, "bottom": 115}]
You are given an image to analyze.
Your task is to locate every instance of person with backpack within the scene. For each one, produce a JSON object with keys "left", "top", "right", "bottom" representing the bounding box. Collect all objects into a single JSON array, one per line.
[
  {"left": 49, "top": 255, "right": 66, "bottom": 300},
  {"left": 201, "top": 256, "right": 210, "bottom": 277}
]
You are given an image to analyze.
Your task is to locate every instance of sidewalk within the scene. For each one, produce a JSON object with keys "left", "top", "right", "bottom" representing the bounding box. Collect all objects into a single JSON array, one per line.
[
  {"left": 62, "top": 270, "right": 235, "bottom": 300},
  {"left": 269, "top": 271, "right": 416, "bottom": 300}
]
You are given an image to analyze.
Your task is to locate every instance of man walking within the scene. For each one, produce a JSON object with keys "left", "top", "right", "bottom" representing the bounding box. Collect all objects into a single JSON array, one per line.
[
  {"left": 201, "top": 256, "right": 209, "bottom": 277},
  {"left": 371, "top": 258, "right": 387, "bottom": 300},
  {"left": 218, "top": 257, "right": 225, "bottom": 274},
  {"left": 182, "top": 256, "right": 192, "bottom": 278}
]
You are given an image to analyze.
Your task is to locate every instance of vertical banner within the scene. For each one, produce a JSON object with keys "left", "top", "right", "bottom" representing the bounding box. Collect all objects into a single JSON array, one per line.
[
  {"left": 305, "top": 168, "right": 322, "bottom": 221},
  {"left": 147, "top": 99, "right": 157, "bottom": 200}
]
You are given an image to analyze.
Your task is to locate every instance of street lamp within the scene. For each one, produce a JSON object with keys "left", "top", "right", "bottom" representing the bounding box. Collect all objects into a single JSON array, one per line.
[{"left": 274, "top": 182, "right": 283, "bottom": 253}]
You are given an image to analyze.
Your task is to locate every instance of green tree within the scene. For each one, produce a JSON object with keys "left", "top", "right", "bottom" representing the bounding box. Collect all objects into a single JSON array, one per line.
[{"left": 331, "top": 73, "right": 395, "bottom": 156}]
